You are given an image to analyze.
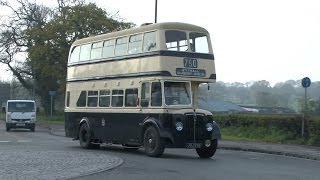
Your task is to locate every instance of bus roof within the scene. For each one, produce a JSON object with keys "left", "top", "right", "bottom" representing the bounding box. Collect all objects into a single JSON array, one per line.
[{"left": 72, "top": 22, "right": 209, "bottom": 46}]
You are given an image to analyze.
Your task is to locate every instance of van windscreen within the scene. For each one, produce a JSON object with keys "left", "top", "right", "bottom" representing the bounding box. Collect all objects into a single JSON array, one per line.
[{"left": 8, "top": 102, "right": 35, "bottom": 112}]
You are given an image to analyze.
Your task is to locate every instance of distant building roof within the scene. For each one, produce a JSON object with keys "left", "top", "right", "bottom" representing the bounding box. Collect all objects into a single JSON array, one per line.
[{"left": 199, "top": 99, "right": 246, "bottom": 112}]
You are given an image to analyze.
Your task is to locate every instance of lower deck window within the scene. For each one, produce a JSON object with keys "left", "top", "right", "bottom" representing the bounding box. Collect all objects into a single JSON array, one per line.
[
  {"left": 87, "top": 91, "right": 98, "bottom": 107},
  {"left": 76, "top": 91, "right": 87, "bottom": 107},
  {"left": 111, "top": 90, "right": 124, "bottom": 107},
  {"left": 99, "top": 90, "right": 110, "bottom": 107},
  {"left": 125, "top": 89, "right": 138, "bottom": 107}
]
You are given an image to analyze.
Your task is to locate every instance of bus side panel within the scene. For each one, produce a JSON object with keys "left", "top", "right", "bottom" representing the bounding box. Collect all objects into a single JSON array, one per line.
[
  {"left": 65, "top": 112, "right": 81, "bottom": 138},
  {"left": 65, "top": 112, "right": 143, "bottom": 144}
]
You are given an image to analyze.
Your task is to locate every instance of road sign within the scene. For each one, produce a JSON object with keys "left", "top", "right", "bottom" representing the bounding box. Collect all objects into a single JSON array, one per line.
[
  {"left": 49, "top": 91, "right": 57, "bottom": 96},
  {"left": 301, "top": 77, "right": 311, "bottom": 88}
]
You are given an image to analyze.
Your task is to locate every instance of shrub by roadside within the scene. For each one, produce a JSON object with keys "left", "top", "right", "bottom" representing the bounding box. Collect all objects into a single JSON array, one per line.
[{"left": 214, "top": 113, "right": 320, "bottom": 146}]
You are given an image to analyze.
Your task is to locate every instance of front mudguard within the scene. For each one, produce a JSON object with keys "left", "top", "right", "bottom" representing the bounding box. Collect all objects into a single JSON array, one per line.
[{"left": 212, "top": 121, "right": 222, "bottom": 140}]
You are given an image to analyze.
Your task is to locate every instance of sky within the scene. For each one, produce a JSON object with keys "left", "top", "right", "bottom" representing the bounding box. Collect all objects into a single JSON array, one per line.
[{"left": 1, "top": 0, "right": 320, "bottom": 86}]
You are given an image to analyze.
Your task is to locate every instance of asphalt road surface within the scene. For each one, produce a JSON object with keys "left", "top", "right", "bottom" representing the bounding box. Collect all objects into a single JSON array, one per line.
[{"left": 1, "top": 123, "right": 320, "bottom": 180}]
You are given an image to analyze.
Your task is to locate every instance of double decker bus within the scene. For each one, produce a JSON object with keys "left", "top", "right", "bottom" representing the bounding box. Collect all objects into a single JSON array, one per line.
[{"left": 65, "top": 22, "right": 221, "bottom": 158}]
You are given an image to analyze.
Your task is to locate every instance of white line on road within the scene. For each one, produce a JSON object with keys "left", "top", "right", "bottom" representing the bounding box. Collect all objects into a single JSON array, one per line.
[
  {"left": 0, "top": 141, "right": 10, "bottom": 143},
  {"left": 17, "top": 140, "right": 32, "bottom": 143}
]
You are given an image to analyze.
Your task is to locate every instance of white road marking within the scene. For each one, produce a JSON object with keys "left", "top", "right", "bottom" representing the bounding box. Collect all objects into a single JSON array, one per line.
[
  {"left": 17, "top": 140, "right": 32, "bottom": 143},
  {"left": 0, "top": 141, "right": 10, "bottom": 143}
]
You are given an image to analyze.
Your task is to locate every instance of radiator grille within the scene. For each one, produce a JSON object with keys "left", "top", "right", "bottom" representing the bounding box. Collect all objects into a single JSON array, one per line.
[{"left": 185, "top": 114, "right": 205, "bottom": 141}]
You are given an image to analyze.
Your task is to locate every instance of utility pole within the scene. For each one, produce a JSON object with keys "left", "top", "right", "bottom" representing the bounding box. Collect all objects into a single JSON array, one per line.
[
  {"left": 155, "top": 0, "right": 158, "bottom": 23},
  {"left": 301, "top": 77, "right": 311, "bottom": 137}
]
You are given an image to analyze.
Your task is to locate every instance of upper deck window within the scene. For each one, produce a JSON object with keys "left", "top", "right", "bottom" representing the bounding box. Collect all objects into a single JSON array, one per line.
[
  {"left": 69, "top": 46, "right": 80, "bottom": 63},
  {"left": 189, "top": 32, "right": 209, "bottom": 53},
  {"left": 143, "top": 31, "right": 156, "bottom": 52},
  {"left": 79, "top": 44, "right": 91, "bottom": 61},
  {"left": 165, "top": 31, "right": 188, "bottom": 51},
  {"left": 90, "top": 42, "right": 103, "bottom": 60},
  {"left": 103, "top": 39, "right": 115, "bottom": 58},
  {"left": 115, "top": 37, "right": 128, "bottom": 56},
  {"left": 128, "top": 34, "right": 142, "bottom": 54}
]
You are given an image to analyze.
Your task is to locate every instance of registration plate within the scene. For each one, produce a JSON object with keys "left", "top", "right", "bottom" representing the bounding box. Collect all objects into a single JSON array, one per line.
[
  {"left": 186, "top": 143, "right": 202, "bottom": 149},
  {"left": 16, "top": 123, "right": 25, "bottom": 126}
]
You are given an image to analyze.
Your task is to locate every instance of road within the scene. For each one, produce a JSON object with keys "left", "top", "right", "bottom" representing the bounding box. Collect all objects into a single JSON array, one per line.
[{"left": 0, "top": 123, "right": 320, "bottom": 180}]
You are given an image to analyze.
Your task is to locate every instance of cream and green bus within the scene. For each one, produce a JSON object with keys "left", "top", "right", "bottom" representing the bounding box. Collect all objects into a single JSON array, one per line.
[{"left": 65, "top": 22, "right": 221, "bottom": 158}]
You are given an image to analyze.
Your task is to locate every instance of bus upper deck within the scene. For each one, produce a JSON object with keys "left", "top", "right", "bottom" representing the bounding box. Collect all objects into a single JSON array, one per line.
[{"left": 67, "top": 22, "right": 216, "bottom": 83}]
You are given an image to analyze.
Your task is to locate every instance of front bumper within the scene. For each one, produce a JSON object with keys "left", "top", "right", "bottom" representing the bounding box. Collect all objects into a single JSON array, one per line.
[{"left": 6, "top": 122, "right": 35, "bottom": 129}]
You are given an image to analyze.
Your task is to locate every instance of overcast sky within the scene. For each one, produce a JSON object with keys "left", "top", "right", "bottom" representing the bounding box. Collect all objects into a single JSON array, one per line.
[{"left": 1, "top": 0, "right": 319, "bottom": 86}]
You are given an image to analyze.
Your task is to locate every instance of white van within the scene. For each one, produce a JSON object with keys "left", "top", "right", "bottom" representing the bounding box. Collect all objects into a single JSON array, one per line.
[{"left": 6, "top": 100, "right": 36, "bottom": 132}]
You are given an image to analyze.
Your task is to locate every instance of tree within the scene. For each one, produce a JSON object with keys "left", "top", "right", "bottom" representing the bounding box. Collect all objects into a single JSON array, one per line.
[{"left": 0, "top": 0, "right": 134, "bottom": 114}]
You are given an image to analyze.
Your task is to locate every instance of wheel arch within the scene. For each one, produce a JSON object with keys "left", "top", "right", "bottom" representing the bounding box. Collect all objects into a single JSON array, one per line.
[
  {"left": 77, "top": 117, "right": 90, "bottom": 140},
  {"left": 141, "top": 117, "right": 173, "bottom": 144}
]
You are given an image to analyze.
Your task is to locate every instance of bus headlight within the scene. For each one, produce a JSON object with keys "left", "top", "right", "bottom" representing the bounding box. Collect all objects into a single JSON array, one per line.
[
  {"left": 206, "top": 123, "right": 213, "bottom": 132},
  {"left": 175, "top": 122, "right": 183, "bottom": 131}
]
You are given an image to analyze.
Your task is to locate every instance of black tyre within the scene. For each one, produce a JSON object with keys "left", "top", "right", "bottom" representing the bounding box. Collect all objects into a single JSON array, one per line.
[
  {"left": 196, "top": 139, "right": 218, "bottom": 158},
  {"left": 79, "top": 123, "right": 100, "bottom": 149},
  {"left": 30, "top": 127, "right": 35, "bottom": 132},
  {"left": 6, "top": 126, "right": 10, "bottom": 132},
  {"left": 143, "top": 126, "right": 165, "bottom": 157}
]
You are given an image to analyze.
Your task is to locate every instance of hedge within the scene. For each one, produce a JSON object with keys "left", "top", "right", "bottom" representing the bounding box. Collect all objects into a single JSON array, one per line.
[{"left": 213, "top": 113, "right": 320, "bottom": 146}]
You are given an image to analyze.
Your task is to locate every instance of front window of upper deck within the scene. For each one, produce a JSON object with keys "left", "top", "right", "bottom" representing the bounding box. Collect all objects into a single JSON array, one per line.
[
  {"left": 165, "top": 31, "right": 210, "bottom": 53},
  {"left": 165, "top": 31, "right": 188, "bottom": 51},
  {"left": 164, "top": 81, "right": 191, "bottom": 106},
  {"left": 189, "top": 32, "right": 209, "bottom": 53}
]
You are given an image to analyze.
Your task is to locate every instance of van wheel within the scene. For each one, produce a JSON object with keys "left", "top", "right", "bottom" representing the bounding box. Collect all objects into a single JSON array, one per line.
[
  {"left": 79, "top": 123, "right": 100, "bottom": 149},
  {"left": 30, "top": 127, "right": 35, "bottom": 132},
  {"left": 6, "top": 126, "right": 10, "bottom": 132},
  {"left": 196, "top": 139, "right": 218, "bottom": 158},
  {"left": 143, "top": 126, "right": 165, "bottom": 157}
]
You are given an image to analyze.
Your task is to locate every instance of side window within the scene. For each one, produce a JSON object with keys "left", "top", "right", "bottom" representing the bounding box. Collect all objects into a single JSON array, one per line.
[
  {"left": 165, "top": 31, "right": 187, "bottom": 51},
  {"left": 76, "top": 91, "right": 87, "bottom": 107},
  {"left": 143, "top": 31, "right": 156, "bottom": 52},
  {"left": 69, "top": 46, "right": 80, "bottom": 63},
  {"left": 111, "top": 90, "right": 124, "bottom": 107},
  {"left": 141, "top": 82, "right": 150, "bottom": 107},
  {"left": 151, "top": 82, "right": 162, "bottom": 106},
  {"left": 115, "top": 37, "right": 128, "bottom": 56},
  {"left": 125, "top": 89, "right": 138, "bottom": 107},
  {"left": 189, "top": 32, "right": 209, "bottom": 53},
  {"left": 102, "top": 39, "right": 115, "bottom": 58},
  {"left": 66, "top": 91, "right": 70, "bottom": 107},
  {"left": 90, "top": 42, "right": 103, "bottom": 60},
  {"left": 87, "top": 91, "right": 98, "bottom": 107},
  {"left": 79, "top": 44, "right": 91, "bottom": 61},
  {"left": 128, "top": 34, "right": 142, "bottom": 54},
  {"left": 99, "top": 90, "right": 110, "bottom": 107}
]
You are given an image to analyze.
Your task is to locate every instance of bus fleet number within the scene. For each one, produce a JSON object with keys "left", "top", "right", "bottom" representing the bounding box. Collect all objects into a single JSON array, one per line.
[{"left": 183, "top": 58, "right": 198, "bottom": 68}]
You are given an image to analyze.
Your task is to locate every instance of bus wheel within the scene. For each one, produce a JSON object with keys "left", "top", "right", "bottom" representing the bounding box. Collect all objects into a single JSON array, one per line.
[
  {"left": 143, "top": 126, "right": 165, "bottom": 157},
  {"left": 79, "top": 123, "right": 99, "bottom": 149},
  {"left": 196, "top": 139, "right": 218, "bottom": 158}
]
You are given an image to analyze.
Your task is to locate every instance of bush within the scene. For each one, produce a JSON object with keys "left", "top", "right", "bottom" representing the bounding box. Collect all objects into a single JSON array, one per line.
[{"left": 214, "top": 113, "right": 320, "bottom": 146}]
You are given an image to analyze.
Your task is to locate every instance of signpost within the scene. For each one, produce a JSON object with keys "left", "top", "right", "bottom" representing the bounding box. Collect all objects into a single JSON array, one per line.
[
  {"left": 301, "top": 77, "right": 311, "bottom": 137},
  {"left": 49, "top": 91, "right": 56, "bottom": 118}
]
